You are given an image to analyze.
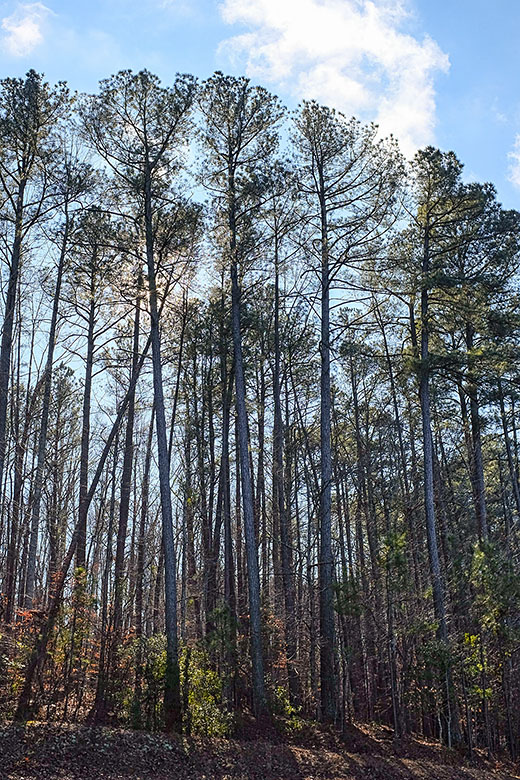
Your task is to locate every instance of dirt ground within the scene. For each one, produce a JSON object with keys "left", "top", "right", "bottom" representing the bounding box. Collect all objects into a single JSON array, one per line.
[{"left": 1, "top": 721, "right": 519, "bottom": 780}]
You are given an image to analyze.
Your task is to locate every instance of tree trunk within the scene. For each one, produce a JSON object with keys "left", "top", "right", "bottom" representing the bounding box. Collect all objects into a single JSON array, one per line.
[
  {"left": 144, "top": 164, "right": 181, "bottom": 731},
  {"left": 230, "top": 260, "right": 268, "bottom": 717},
  {"left": 0, "top": 181, "right": 25, "bottom": 496},
  {"left": 418, "top": 229, "right": 447, "bottom": 640},
  {"left": 133, "top": 406, "right": 154, "bottom": 726},
  {"left": 76, "top": 272, "right": 96, "bottom": 571},
  {"left": 465, "top": 322, "right": 488, "bottom": 540},
  {"left": 273, "top": 256, "right": 299, "bottom": 704},
  {"left": 318, "top": 172, "right": 336, "bottom": 722},
  {"left": 498, "top": 379, "right": 520, "bottom": 519},
  {"left": 113, "top": 285, "right": 141, "bottom": 635},
  {"left": 14, "top": 320, "right": 154, "bottom": 721},
  {"left": 25, "top": 220, "right": 68, "bottom": 608}
]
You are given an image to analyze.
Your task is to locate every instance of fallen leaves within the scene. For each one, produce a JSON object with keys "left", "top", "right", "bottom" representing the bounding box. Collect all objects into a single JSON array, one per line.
[{"left": 0, "top": 721, "right": 519, "bottom": 780}]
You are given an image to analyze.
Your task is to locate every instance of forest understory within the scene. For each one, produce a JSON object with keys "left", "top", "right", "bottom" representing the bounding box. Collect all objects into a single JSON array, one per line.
[{"left": 1, "top": 720, "right": 519, "bottom": 780}]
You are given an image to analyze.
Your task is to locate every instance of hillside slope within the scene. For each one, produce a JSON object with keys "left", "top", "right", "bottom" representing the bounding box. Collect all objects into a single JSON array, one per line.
[{"left": 1, "top": 722, "right": 519, "bottom": 780}]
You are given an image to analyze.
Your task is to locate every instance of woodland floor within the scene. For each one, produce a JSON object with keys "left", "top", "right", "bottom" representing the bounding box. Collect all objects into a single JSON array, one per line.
[{"left": 0, "top": 720, "right": 519, "bottom": 780}]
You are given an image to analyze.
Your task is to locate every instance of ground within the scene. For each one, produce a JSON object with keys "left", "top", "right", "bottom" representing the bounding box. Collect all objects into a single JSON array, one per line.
[{"left": 0, "top": 721, "right": 519, "bottom": 780}]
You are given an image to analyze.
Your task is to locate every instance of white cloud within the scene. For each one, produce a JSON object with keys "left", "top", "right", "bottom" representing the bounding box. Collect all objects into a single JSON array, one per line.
[
  {"left": 158, "top": 0, "right": 194, "bottom": 14},
  {"left": 508, "top": 134, "right": 520, "bottom": 190},
  {"left": 218, "top": 0, "right": 449, "bottom": 156},
  {"left": 1, "top": 2, "right": 51, "bottom": 57},
  {"left": 491, "top": 98, "right": 508, "bottom": 125}
]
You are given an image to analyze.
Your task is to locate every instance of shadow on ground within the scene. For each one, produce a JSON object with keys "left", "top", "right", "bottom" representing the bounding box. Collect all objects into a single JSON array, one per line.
[{"left": 1, "top": 721, "right": 519, "bottom": 780}]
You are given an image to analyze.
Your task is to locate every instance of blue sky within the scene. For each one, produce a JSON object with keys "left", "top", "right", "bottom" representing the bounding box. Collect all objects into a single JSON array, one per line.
[{"left": 0, "top": 0, "right": 518, "bottom": 208}]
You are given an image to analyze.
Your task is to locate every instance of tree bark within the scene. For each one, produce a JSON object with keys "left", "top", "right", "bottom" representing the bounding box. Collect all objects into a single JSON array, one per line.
[
  {"left": 144, "top": 163, "right": 181, "bottom": 731},
  {"left": 273, "top": 255, "right": 299, "bottom": 704},
  {"left": 318, "top": 169, "right": 336, "bottom": 722},
  {"left": 25, "top": 222, "right": 69, "bottom": 608},
  {"left": 231, "top": 260, "right": 268, "bottom": 717},
  {"left": 0, "top": 181, "right": 26, "bottom": 497}
]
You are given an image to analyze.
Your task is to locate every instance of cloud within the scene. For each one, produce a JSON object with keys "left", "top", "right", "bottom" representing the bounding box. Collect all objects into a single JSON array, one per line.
[
  {"left": 508, "top": 134, "right": 520, "bottom": 190},
  {"left": 218, "top": 0, "right": 449, "bottom": 156},
  {"left": 491, "top": 98, "right": 508, "bottom": 125},
  {"left": 158, "top": 0, "right": 193, "bottom": 14},
  {"left": 1, "top": 2, "right": 52, "bottom": 57}
]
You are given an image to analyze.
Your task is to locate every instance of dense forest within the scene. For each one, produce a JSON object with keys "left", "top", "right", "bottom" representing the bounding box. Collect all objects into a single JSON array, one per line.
[{"left": 0, "top": 67, "right": 520, "bottom": 760}]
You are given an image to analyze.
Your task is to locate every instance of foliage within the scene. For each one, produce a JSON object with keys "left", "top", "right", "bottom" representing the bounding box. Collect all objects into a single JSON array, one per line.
[
  {"left": 333, "top": 573, "right": 364, "bottom": 618},
  {"left": 181, "top": 646, "right": 234, "bottom": 737}
]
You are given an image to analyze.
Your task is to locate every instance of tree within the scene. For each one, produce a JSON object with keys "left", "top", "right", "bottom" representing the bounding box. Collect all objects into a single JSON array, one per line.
[
  {"left": 293, "top": 101, "right": 401, "bottom": 721},
  {"left": 436, "top": 182, "right": 520, "bottom": 540},
  {"left": 23, "top": 149, "right": 95, "bottom": 611},
  {"left": 0, "top": 70, "right": 69, "bottom": 529},
  {"left": 81, "top": 68, "right": 199, "bottom": 731},
  {"left": 199, "top": 72, "right": 284, "bottom": 717}
]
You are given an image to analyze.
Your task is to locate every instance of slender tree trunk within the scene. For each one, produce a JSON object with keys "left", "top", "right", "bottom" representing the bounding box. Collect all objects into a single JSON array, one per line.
[
  {"left": 133, "top": 406, "right": 154, "bottom": 726},
  {"left": 76, "top": 275, "right": 96, "bottom": 571},
  {"left": 221, "top": 365, "right": 237, "bottom": 706},
  {"left": 0, "top": 181, "right": 26, "bottom": 495},
  {"left": 25, "top": 220, "right": 68, "bottom": 607},
  {"left": 89, "top": 434, "right": 118, "bottom": 723},
  {"left": 230, "top": 260, "right": 268, "bottom": 717},
  {"left": 144, "top": 164, "right": 181, "bottom": 731},
  {"left": 5, "top": 376, "right": 43, "bottom": 621},
  {"left": 192, "top": 349, "right": 211, "bottom": 636},
  {"left": 113, "top": 284, "right": 141, "bottom": 635},
  {"left": 498, "top": 379, "right": 520, "bottom": 519},
  {"left": 418, "top": 230, "right": 447, "bottom": 640},
  {"left": 465, "top": 322, "right": 488, "bottom": 540},
  {"left": 14, "top": 320, "right": 154, "bottom": 721},
  {"left": 417, "top": 228, "right": 460, "bottom": 746},
  {"left": 184, "top": 428, "right": 202, "bottom": 639},
  {"left": 273, "top": 256, "right": 299, "bottom": 704},
  {"left": 374, "top": 300, "right": 421, "bottom": 595},
  {"left": 456, "top": 381, "right": 480, "bottom": 538},
  {"left": 318, "top": 173, "right": 336, "bottom": 722}
]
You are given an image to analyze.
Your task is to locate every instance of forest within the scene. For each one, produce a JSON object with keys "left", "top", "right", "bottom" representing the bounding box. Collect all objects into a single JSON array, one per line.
[{"left": 0, "top": 66, "right": 520, "bottom": 768}]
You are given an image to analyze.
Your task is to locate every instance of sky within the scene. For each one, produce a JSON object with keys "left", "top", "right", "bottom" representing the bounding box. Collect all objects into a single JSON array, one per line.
[{"left": 0, "top": 0, "right": 518, "bottom": 207}]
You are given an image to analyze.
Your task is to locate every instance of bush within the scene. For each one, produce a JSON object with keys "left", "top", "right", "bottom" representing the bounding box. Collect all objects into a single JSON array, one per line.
[
  {"left": 182, "top": 645, "right": 234, "bottom": 737},
  {"left": 270, "top": 684, "right": 304, "bottom": 733}
]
